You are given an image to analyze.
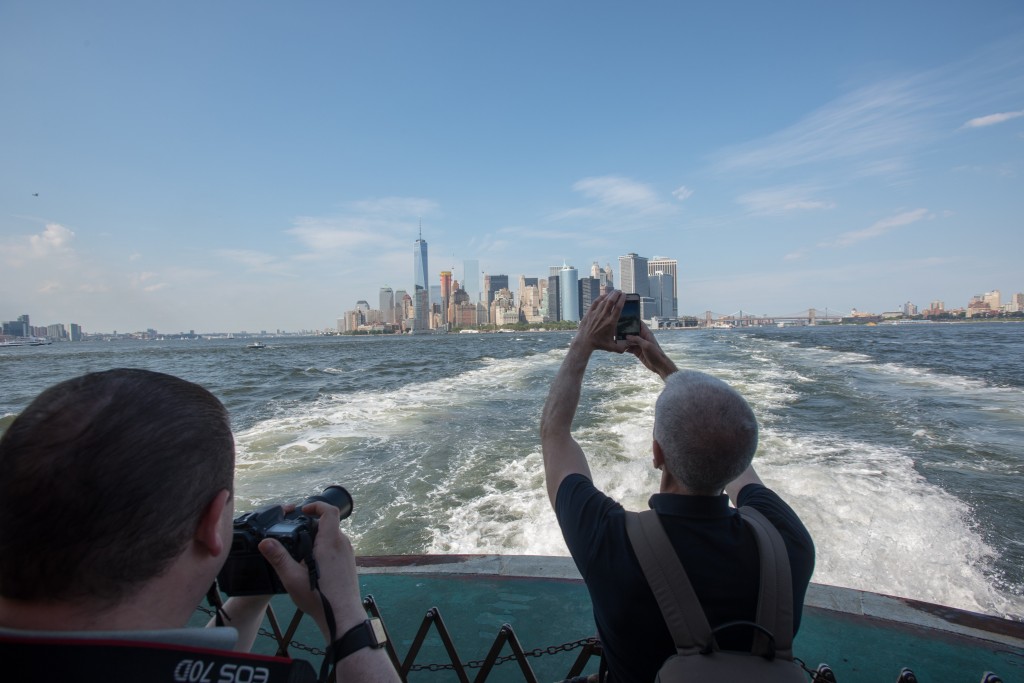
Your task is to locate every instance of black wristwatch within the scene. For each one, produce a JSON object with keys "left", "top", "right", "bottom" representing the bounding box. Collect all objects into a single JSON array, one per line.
[{"left": 331, "top": 618, "right": 387, "bottom": 663}]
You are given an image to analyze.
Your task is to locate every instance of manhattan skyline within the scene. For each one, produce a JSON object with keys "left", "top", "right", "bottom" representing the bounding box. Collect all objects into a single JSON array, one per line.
[{"left": 2, "top": 2, "right": 1022, "bottom": 332}]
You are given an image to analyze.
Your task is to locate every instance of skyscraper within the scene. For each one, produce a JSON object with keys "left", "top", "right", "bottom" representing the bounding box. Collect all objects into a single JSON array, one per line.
[
  {"left": 440, "top": 270, "right": 453, "bottom": 326},
  {"left": 546, "top": 274, "right": 561, "bottom": 322},
  {"left": 648, "top": 257, "right": 679, "bottom": 315},
  {"left": 578, "top": 277, "right": 600, "bottom": 318},
  {"left": 379, "top": 287, "right": 395, "bottom": 324},
  {"left": 618, "top": 253, "right": 650, "bottom": 298},
  {"left": 413, "top": 228, "right": 429, "bottom": 331},
  {"left": 463, "top": 259, "right": 480, "bottom": 304},
  {"left": 649, "top": 272, "right": 675, "bottom": 317},
  {"left": 560, "top": 264, "right": 580, "bottom": 322}
]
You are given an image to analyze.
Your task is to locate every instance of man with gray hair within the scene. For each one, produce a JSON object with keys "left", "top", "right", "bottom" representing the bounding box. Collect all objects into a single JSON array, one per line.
[{"left": 541, "top": 291, "right": 814, "bottom": 683}]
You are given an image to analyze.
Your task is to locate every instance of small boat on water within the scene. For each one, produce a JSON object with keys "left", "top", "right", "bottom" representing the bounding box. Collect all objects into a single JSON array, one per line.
[{"left": 246, "top": 341, "right": 267, "bottom": 349}]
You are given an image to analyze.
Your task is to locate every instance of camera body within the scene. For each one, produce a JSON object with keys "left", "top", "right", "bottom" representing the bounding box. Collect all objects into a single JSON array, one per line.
[
  {"left": 616, "top": 293, "right": 642, "bottom": 340},
  {"left": 217, "top": 485, "right": 353, "bottom": 596}
]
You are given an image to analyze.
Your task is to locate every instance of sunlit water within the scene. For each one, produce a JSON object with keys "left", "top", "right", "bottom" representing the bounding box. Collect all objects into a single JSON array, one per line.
[{"left": 2, "top": 324, "right": 1021, "bottom": 620}]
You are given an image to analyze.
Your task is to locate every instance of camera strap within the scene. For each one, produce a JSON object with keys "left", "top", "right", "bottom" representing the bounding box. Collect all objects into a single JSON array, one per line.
[{"left": 0, "top": 633, "right": 318, "bottom": 683}]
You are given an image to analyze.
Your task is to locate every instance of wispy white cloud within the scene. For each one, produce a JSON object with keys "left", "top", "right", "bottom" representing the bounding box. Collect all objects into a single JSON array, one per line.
[
  {"left": 549, "top": 175, "right": 676, "bottom": 224},
  {"left": 713, "top": 78, "right": 938, "bottom": 174},
  {"left": 217, "top": 249, "right": 295, "bottom": 275},
  {"left": 29, "top": 223, "right": 75, "bottom": 255},
  {"left": 672, "top": 185, "right": 694, "bottom": 201},
  {"left": 2, "top": 223, "right": 77, "bottom": 268},
  {"left": 962, "top": 110, "right": 1024, "bottom": 128},
  {"left": 737, "top": 186, "right": 836, "bottom": 216},
  {"left": 713, "top": 39, "right": 1024, "bottom": 180},
  {"left": 286, "top": 196, "right": 434, "bottom": 258},
  {"left": 828, "top": 208, "right": 932, "bottom": 248}
]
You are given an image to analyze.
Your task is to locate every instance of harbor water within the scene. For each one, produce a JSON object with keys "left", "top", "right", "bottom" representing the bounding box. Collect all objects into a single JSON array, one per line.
[{"left": 1, "top": 323, "right": 1021, "bottom": 621}]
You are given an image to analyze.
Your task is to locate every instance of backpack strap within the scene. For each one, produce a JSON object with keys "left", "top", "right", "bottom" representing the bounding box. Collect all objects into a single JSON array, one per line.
[
  {"left": 625, "top": 509, "right": 713, "bottom": 654},
  {"left": 739, "top": 506, "right": 795, "bottom": 659},
  {"left": 625, "top": 506, "right": 796, "bottom": 660}
]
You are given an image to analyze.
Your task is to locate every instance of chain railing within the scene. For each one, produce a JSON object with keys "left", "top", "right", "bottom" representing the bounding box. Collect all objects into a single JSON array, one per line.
[{"left": 199, "top": 594, "right": 604, "bottom": 682}]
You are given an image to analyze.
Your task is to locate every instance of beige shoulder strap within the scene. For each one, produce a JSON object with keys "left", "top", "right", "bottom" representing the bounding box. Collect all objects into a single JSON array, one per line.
[{"left": 625, "top": 506, "right": 795, "bottom": 658}]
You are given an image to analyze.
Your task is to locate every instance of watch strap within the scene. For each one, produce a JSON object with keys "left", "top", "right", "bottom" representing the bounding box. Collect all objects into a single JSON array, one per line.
[{"left": 330, "top": 618, "right": 386, "bottom": 664}]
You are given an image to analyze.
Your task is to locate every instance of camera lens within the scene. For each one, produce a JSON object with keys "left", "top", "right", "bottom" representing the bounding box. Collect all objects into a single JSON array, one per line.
[{"left": 302, "top": 485, "right": 353, "bottom": 520}]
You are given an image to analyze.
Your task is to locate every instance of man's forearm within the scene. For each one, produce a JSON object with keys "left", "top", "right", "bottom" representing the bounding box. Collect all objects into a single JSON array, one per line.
[{"left": 541, "top": 343, "right": 591, "bottom": 440}]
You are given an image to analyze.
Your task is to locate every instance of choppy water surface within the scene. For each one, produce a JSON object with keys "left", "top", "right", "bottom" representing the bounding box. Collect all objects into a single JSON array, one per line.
[{"left": 2, "top": 324, "right": 1022, "bottom": 620}]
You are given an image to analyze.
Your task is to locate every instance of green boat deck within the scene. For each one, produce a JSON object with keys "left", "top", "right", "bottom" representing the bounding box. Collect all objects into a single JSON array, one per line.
[{"left": 192, "top": 555, "right": 1024, "bottom": 682}]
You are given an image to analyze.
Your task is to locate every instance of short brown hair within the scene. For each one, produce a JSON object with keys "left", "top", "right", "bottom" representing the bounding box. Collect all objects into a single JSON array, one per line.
[{"left": 0, "top": 369, "right": 234, "bottom": 603}]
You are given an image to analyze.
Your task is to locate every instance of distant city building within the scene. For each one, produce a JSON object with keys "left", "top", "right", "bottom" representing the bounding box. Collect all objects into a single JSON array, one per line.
[
  {"left": 440, "top": 271, "right": 453, "bottom": 326},
  {"left": 559, "top": 264, "right": 580, "bottom": 322},
  {"left": 413, "top": 230, "right": 429, "bottom": 331},
  {"left": 490, "top": 288, "right": 518, "bottom": 326},
  {"left": 982, "top": 290, "right": 1001, "bottom": 312},
  {"left": 380, "top": 287, "right": 395, "bottom": 324},
  {"left": 578, "top": 277, "right": 600, "bottom": 318},
  {"left": 546, "top": 274, "right": 561, "bottom": 322},
  {"left": 591, "top": 261, "right": 614, "bottom": 293},
  {"left": 902, "top": 301, "right": 918, "bottom": 316},
  {"left": 618, "top": 253, "right": 650, "bottom": 298},
  {"left": 69, "top": 323, "right": 82, "bottom": 342},
  {"left": 484, "top": 274, "right": 509, "bottom": 307},
  {"left": 648, "top": 257, "right": 678, "bottom": 314},
  {"left": 463, "top": 259, "right": 480, "bottom": 304},
  {"left": 649, "top": 271, "right": 676, "bottom": 317},
  {"left": 518, "top": 275, "right": 544, "bottom": 323}
]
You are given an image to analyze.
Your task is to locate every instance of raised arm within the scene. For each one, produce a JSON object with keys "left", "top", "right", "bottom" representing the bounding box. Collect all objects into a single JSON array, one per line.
[
  {"left": 625, "top": 320, "right": 678, "bottom": 380},
  {"left": 540, "top": 291, "right": 626, "bottom": 508},
  {"left": 724, "top": 464, "right": 764, "bottom": 506}
]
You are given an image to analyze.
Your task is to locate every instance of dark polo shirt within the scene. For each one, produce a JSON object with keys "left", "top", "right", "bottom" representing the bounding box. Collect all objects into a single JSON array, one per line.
[{"left": 556, "top": 474, "right": 814, "bottom": 683}]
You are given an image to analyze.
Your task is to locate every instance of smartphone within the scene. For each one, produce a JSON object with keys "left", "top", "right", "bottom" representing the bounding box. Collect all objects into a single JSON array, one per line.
[{"left": 616, "top": 293, "right": 641, "bottom": 340}]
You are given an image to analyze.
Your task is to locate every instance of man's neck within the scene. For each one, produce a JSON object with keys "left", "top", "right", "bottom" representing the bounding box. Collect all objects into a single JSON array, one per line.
[{"left": 658, "top": 469, "right": 722, "bottom": 496}]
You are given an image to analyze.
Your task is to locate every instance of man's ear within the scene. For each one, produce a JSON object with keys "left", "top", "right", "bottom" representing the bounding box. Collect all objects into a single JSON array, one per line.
[
  {"left": 195, "top": 489, "right": 232, "bottom": 557},
  {"left": 652, "top": 439, "right": 665, "bottom": 470}
]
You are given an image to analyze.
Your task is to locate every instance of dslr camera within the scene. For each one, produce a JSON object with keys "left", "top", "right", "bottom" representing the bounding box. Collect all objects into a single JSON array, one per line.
[{"left": 217, "top": 485, "right": 353, "bottom": 596}]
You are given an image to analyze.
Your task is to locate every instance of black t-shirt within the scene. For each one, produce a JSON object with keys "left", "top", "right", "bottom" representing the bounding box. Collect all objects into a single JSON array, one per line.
[{"left": 556, "top": 474, "right": 815, "bottom": 683}]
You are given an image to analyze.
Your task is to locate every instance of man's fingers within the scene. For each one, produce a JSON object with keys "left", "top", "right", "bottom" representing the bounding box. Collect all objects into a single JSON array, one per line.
[{"left": 259, "top": 538, "right": 300, "bottom": 582}]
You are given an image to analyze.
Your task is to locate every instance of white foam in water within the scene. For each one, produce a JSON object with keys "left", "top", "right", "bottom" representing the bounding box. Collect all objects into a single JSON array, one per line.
[{"left": 234, "top": 336, "right": 1022, "bottom": 620}]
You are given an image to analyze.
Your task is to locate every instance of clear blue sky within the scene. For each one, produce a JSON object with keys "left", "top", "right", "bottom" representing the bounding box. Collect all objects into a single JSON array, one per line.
[{"left": 2, "top": 1, "right": 1022, "bottom": 332}]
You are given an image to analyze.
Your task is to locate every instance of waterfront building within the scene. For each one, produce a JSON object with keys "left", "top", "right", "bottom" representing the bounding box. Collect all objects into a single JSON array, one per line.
[
  {"left": 618, "top": 253, "right": 650, "bottom": 298},
  {"left": 559, "top": 264, "right": 580, "bottom": 322},
  {"left": 648, "top": 257, "right": 678, "bottom": 314},
  {"left": 578, "top": 277, "right": 600, "bottom": 318},
  {"left": 69, "top": 323, "right": 82, "bottom": 342},
  {"left": 903, "top": 301, "right": 918, "bottom": 317},
  {"left": 591, "top": 262, "right": 614, "bottom": 293},
  {"left": 546, "top": 274, "right": 561, "bottom": 322},
  {"left": 440, "top": 271, "right": 453, "bottom": 326},
  {"left": 982, "top": 290, "right": 1001, "bottom": 311},
  {"left": 490, "top": 288, "right": 518, "bottom": 326},
  {"left": 484, "top": 274, "right": 509, "bottom": 307},
  {"left": 380, "top": 287, "right": 395, "bottom": 324},
  {"left": 518, "top": 276, "right": 544, "bottom": 323},
  {"left": 463, "top": 260, "right": 480, "bottom": 304},
  {"left": 650, "top": 271, "right": 675, "bottom": 317},
  {"left": 413, "top": 230, "right": 430, "bottom": 332}
]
